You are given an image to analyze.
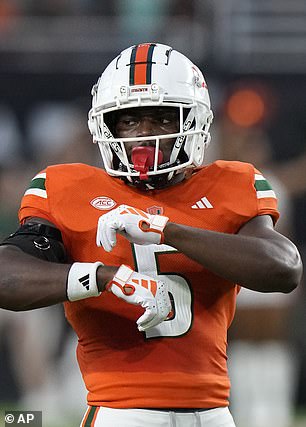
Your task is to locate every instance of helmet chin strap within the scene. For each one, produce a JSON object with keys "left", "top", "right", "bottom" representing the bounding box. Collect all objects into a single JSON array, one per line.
[
  {"left": 131, "top": 146, "right": 163, "bottom": 180},
  {"left": 170, "top": 109, "right": 195, "bottom": 164},
  {"left": 167, "top": 109, "right": 195, "bottom": 181}
]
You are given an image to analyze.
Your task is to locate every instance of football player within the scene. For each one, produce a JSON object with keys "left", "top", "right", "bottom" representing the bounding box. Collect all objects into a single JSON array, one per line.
[{"left": 0, "top": 43, "right": 302, "bottom": 427}]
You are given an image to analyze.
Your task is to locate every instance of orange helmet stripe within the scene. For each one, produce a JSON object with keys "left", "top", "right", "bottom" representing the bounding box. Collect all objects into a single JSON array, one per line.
[{"left": 129, "top": 43, "right": 156, "bottom": 85}]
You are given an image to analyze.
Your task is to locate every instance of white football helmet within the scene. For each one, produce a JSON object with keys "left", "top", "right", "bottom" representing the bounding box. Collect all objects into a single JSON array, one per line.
[{"left": 88, "top": 42, "right": 213, "bottom": 189}]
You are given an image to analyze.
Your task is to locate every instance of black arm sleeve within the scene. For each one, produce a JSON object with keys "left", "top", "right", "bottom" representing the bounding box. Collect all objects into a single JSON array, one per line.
[{"left": 0, "top": 222, "right": 67, "bottom": 263}]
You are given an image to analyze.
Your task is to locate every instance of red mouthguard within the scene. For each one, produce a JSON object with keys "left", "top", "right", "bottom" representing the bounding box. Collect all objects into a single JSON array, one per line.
[{"left": 131, "top": 146, "right": 163, "bottom": 180}]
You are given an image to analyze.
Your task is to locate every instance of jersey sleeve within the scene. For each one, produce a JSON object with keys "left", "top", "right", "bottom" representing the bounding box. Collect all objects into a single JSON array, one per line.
[
  {"left": 18, "top": 169, "right": 56, "bottom": 225},
  {"left": 253, "top": 167, "right": 279, "bottom": 224}
]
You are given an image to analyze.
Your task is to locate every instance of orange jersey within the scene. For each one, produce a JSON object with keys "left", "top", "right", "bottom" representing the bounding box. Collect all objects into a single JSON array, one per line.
[{"left": 19, "top": 160, "right": 279, "bottom": 409}]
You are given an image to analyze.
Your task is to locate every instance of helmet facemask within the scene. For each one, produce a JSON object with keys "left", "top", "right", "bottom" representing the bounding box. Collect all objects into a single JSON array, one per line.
[{"left": 89, "top": 102, "right": 212, "bottom": 190}]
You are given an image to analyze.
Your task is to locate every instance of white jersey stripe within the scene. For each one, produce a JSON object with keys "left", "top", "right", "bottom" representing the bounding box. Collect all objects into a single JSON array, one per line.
[
  {"left": 32, "top": 172, "right": 46, "bottom": 180},
  {"left": 24, "top": 188, "right": 47, "bottom": 199},
  {"left": 257, "top": 190, "right": 276, "bottom": 199}
]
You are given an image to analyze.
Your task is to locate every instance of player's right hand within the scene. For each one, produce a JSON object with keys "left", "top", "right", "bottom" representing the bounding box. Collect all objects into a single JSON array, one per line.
[{"left": 106, "top": 264, "right": 171, "bottom": 331}]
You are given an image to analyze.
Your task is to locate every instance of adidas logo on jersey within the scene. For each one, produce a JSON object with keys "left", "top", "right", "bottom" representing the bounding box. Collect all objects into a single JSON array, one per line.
[
  {"left": 79, "top": 274, "right": 90, "bottom": 291},
  {"left": 191, "top": 197, "right": 213, "bottom": 209}
]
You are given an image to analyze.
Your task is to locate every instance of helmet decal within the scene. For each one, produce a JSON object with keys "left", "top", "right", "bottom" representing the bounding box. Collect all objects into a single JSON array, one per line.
[{"left": 129, "top": 43, "right": 157, "bottom": 85}]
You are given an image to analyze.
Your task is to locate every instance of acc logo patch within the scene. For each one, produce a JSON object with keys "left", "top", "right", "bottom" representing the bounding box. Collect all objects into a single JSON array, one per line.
[{"left": 90, "top": 196, "right": 116, "bottom": 210}]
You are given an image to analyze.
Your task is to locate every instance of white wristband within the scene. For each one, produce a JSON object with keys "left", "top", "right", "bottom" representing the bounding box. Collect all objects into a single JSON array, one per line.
[
  {"left": 67, "top": 262, "right": 103, "bottom": 302},
  {"left": 151, "top": 215, "right": 169, "bottom": 231}
]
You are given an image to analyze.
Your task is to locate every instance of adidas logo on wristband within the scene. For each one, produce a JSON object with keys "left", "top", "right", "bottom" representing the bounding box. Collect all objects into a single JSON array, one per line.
[
  {"left": 79, "top": 274, "right": 90, "bottom": 291},
  {"left": 67, "top": 262, "right": 103, "bottom": 301}
]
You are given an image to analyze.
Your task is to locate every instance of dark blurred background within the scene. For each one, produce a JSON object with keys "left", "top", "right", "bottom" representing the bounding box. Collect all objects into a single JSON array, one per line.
[{"left": 0, "top": 1, "right": 305, "bottom": 426}]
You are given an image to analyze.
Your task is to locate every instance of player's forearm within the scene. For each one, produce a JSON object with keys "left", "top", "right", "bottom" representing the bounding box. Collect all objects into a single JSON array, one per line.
[
  {"left": 0, "top": 246, "right": 69, "bottom": 310},
  {"left": 163, "top": 222, "right": 301, "bottom": 293},
  {"left": 0, "top": 246, "right": 117, "bottom": 311}
]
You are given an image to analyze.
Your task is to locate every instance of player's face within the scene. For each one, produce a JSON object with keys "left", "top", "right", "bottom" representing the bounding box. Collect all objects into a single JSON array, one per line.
[{"left": 114, "top": 107, "right": 179, "bottom": 162}]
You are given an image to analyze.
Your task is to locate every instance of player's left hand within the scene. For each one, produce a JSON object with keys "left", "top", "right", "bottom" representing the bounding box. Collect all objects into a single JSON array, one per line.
[
  {"left": 96, "top": 205, "right": 169, "bottom": 252},
  {"left": 106, "top": 264, "right": 171, "bottom": 331}
]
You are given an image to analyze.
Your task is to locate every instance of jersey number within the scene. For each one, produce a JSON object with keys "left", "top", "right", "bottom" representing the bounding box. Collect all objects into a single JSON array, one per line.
[{"left": 132, "top": 244, "right": 193, "bottom": 339}]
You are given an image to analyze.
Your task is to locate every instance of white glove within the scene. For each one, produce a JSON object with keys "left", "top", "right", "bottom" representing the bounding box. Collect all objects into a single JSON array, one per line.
[
  {"left": 96, "top": 204, "right": 169, "bottom": 252},
  {"left": 106, "top": 264, "right": 171, "bottom": 331}
]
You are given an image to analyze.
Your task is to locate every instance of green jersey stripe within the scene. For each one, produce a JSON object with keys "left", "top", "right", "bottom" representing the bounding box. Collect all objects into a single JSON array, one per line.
[
  {"left": 84, "top": 406, "right": 98, "bottom": 427},
  {"left": 255, "top": 180, "right": 272, "bottom": 192},
  {"left": 27, "top": 177, "right": 46, "bottom": 191},
  {"left": 24, "top": 172, "right": 47, "bottom": 198},
  {"left": 254, "top": 172, "right": 274, "bottom": 196}
]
